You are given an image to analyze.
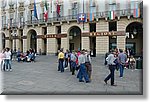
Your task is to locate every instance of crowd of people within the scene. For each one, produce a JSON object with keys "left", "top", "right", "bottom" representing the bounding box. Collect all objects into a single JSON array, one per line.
[
  {"left": 57, "top": 48, "right": 92, "bottom": 83},
  {"left": 16, "top": 48, "right": 36, "bottom": 62},
  {"left": 104, "top": 48, "right": 137, "bottom": 86},
  {"left": 0, "top": 48, "right": 36, "bottom": 72}
]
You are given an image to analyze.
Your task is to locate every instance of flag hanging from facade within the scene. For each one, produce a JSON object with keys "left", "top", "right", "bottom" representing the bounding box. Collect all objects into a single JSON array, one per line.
[
  {"left": 57, "top": 4, "right": 61, "bottom": 16},
  {"left": 133, "top": 3, "right": 140, "bottom": 18},
  {"left": 78, "top": 13, "right": 86, "bottom": 22},
  {"left": 89, "top": 0, "right": 94, "bottom": 21},
  {"left": 109, "top": 11, "right": 115, "bottom": 20},
  {"left": 34, "top": 0, "right": 38, "bottom": 20},
  {"left": 44, "top": 0, "right": 48, "bottom": 21}
]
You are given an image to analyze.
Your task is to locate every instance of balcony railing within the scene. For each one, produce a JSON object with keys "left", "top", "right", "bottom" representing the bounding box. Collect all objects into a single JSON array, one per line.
[{"left": 16, "top": 8, "right": 143, "bottom": 27}]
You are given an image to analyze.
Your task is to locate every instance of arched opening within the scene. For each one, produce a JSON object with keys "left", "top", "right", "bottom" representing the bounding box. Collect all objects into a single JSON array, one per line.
[
  {"left": 126, "top": 22, "right": 143, "bottom": 56},
  {"left": 69, "top": 26, "right": 81, "bottom": 51},
  {"left": 28, "top": 29, "right": 37, "bottom": 52}
]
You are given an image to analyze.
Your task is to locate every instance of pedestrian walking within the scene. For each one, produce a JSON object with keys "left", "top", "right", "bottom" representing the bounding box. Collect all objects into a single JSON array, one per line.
[
  {"left": 118, "top": 49, "right": 127, "bottom": 78},
  {"left": 77, "top": 50, "right": 90, "bottom": 83},
  {"left": 104, "top": 50, "right": 117, "bottom": 86},
  {"left": 58, "top": 48, "right": 64, "bottom": 72}
]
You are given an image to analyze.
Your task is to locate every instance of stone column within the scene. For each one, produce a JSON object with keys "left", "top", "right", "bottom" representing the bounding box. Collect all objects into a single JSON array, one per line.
[
  {"left": 81, "top": 23, "right": 90, "bottom": 50},
  {"left": 5, "top": 40, "right": 9, "bottom": 48},
  {"left": 81, "top": 37, "right": 90, "bottom": 51},
  {"left": 117, "top": 36, "right": 126, "bottom": 51},
  {"left": 61, "top": 37, "right": 69, "bottom": 51},
  {"left": 37, "top": 39, "right": 43, "bottom": 54},
  {"left": 23, "top": 39, "right": 27, "bottom": 52},
  {"left": 47, "top": 26, "right": 57, "bottom": 54},
  {"left": 0, "top": 33, "right": 2, "bottom": 51},
  {"left": 36, "top": 27, "right": 44, "bottom": 54},
  {"left": 96, "top": 36, "right": 109, "bottom": 54},
  {"left": 47, "top": 38, "right": 57, "bottom": 54},
  {"left": 96, "top": 20, "right": 109, "bottom": 55}
]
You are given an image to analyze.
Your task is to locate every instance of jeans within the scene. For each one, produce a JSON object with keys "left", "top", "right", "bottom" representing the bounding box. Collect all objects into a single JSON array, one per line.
[
  {"left": 4, "top": 59, "right": 11, "bottom": 70},
  {"left": 59, "top": 59, "right": 64, "bottom": 72},
  {"left": 78, "top": 64, "right": 89, "bottom": 82},
  {"left": 65, "top": 58, "right": 68, "bottom": 67},
  {"left": 119, "top": 64, "right": 124, "bottom": 77},
  {"left": 104, "top": 65, "right": 115, "bottom": 85}
]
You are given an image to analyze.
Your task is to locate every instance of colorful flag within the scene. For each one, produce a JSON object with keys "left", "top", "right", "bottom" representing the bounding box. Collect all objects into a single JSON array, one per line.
[
  {"left": 109, "top": 11, "right": 115, "bottom": 20},
  {"left": 34, "top": 0, "right": 38, "bottom": 20},
  {"left": 78, "top": 13, "right": 86, "bottom": 22},
  {"left": 44, "top": 0, "right": 48, "bottom": 21},
  {"left": 57, "top": 4, "right": 61, "bottom": 16},
  {"left": 133, "top": 3, "right": 140, "bottom": 18},
  {"left": 89, "top": 0, "right": 94, "bottom": 21}
]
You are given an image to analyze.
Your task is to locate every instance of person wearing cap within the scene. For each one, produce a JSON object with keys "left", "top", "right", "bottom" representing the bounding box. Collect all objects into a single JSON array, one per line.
[
  {"left": 104, "top": 50, "right": 117, "bottom": 86},
  {"left": 58, "top": 48, "right": 64, "bottom": 72}
]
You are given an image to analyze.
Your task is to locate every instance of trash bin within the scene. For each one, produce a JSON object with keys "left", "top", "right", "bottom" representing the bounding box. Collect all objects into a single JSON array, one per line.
[{"left": 136, "top": 58, "right": 143, "bottom": 69}]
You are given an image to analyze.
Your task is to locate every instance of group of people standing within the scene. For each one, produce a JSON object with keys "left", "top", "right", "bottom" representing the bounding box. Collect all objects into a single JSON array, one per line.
[
  {"left": 104, "top": 48, "right": 134, "bottom": 86},
  {"left": 0, "top": 48, "right": 12, "bottom": 72},
  {"left": 58, "top": 49, "right": 92, "bottom": 83}
]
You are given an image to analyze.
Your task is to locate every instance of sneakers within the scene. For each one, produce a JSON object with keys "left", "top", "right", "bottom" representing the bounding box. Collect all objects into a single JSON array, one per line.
[
  {"left": 104, "top": 80, "right": 107, "bottom": 84},
  {"left": 9, "top": 69, "right": 12, "bottom": 72}
]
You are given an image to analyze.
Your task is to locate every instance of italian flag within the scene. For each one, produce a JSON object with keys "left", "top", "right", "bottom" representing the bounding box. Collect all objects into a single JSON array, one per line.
[
  {"left": 109, "top": 11, "right": 115, "bottom": 20},
  {"left": 44, "top": 0, "right": 48, "bottom": 21}
]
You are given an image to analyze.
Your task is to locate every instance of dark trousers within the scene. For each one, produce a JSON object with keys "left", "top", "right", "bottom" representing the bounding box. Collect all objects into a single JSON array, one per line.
[
  {"left": 65, "top": 58, "right": 68, "bottom": 67},
  {"left": 58, "top": 59, "right": 64, "bottom": 72},
  {"left": 71, "top": 61, "right": 76, "bottom": 75},
  {"left": 104, "top": 65, "right": 115, "bottom": 85},
  {"left": 69, "top": 60, "right": 72, "bottom": 72},
  {"left": 78, "top": 64, "right": 89, "bottom": 82}
]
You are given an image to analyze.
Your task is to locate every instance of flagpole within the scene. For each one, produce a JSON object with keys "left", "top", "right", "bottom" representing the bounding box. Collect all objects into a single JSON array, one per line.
[{"left": 83, "top": 0, "right": 84, "bottom": 30}]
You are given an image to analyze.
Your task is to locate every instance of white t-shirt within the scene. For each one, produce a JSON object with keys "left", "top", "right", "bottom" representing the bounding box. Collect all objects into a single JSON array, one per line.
[{"left": 5, "top": 51, "right": 11, "bottom": 60}]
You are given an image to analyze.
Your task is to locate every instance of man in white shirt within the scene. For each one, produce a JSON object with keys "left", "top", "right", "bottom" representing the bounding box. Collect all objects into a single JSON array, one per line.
[
  {"left": 104, "top": 50, "right": 117, "bottom": 86},
  {"left": 77, "top": 50, "right": 90, "bottom": 83},
  {"left": 4, "top": 48, "right": 12, "bottom": 72}
]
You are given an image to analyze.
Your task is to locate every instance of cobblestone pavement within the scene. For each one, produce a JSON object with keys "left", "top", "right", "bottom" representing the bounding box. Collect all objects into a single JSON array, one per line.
[{"left": 1, "top": 55, "right": 143, "bottom": 95}]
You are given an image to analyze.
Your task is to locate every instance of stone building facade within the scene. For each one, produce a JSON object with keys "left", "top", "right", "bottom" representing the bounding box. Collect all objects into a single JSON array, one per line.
[{"left": 0, "top": 0, "right": 143, "bottom": 56}]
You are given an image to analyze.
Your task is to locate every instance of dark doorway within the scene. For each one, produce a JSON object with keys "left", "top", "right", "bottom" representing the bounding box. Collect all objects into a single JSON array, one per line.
[
  {"left": 90, "top": 37, "right": 96, "bottom": 57},
  {"left": 126, "top": 22, "right": 143, "bottom": 55},
  {"left": 30, "top": 30, "right": 37, "bottom": 52},
  {"left": 69, "top": 26, "right": 81, "bottom": 52},
  {"left": 2, "top": 33, "right": 5, "bottom": 49}
]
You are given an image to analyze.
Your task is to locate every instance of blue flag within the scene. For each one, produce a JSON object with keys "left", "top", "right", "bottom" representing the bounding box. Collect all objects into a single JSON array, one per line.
[{"left": 34, "top": 0, "right": 38, "bottom": 20}]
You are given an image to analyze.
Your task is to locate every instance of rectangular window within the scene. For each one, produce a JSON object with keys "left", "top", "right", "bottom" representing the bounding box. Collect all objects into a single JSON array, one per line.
[
  {"left": 89, "top": 23, "right": 96, "bottom": 32},
  {"left": 72, "top": 2, "right": 78, "bottom": 19}
]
